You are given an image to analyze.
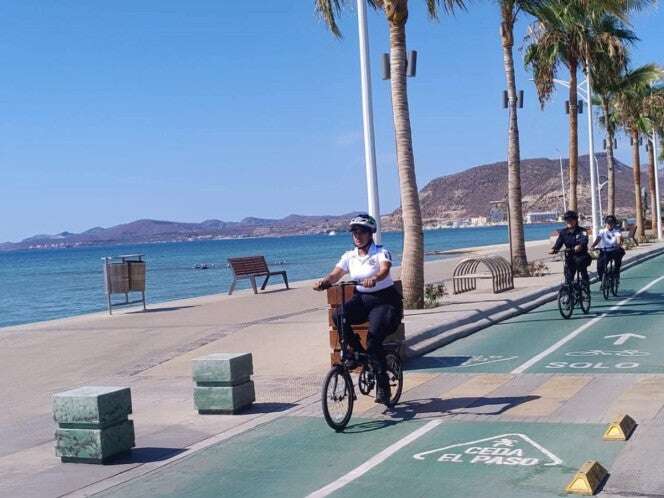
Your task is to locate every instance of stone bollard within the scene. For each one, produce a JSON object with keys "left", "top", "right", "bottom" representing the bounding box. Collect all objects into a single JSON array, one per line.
[
  {"left": 193, "top": 353, "right": 255, "bottom": 414},
  {"left": 53, "top": 386, "right": 135, "bottom": 464}
]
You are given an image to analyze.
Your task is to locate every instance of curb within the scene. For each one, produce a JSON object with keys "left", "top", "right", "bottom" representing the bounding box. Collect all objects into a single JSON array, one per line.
[{"left": 404, "top": 245, "right": 664, "bottom": 359}]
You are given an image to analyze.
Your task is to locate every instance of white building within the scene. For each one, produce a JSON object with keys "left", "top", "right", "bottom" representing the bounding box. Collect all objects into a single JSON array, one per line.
[{"left": 525, "top": 211, "right": 558, "bottom": 224}]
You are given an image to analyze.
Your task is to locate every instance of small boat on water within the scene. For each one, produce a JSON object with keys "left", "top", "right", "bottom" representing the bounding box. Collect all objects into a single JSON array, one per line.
[
  {"left": 328, "top": 231, "right": 337, "bottom": 236},
  {"left": 193, "top": 263, "right": 215, "bottom": 270}
]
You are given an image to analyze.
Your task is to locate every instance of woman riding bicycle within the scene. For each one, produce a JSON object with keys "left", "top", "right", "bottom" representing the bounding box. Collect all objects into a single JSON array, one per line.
[
  {"left": 550, "top": 210, "right": 591, "bottom": 285},
  {"left": 591, "top": 215, "right": 625, "bottom": 282},
  {"left": 313, "top": 213, "right": 402, "bottom": 405}
]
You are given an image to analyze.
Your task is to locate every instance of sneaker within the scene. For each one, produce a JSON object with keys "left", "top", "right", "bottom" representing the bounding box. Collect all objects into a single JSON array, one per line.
[{"left": 375, "top": 374, "right": 391, "bottom": 405}]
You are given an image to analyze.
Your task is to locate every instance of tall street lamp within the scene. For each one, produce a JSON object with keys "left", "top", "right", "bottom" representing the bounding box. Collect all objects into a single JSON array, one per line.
[
  {"left": 646, "top": 131, "right": 662, "bottom": 240},
  {"left": 553, "top": 75, "right": 601, "bottom": 237},
  {"left": 356, "top": 0, "right": 382, "bottom": 244},
  {"left": 555, "top": 147, "right": 567, "bottom": 212}
]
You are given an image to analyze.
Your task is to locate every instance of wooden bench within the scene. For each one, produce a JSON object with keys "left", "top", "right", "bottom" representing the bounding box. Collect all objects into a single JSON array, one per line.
[{"left": 227, "top": 256, "right": 289, "bottom": 295}]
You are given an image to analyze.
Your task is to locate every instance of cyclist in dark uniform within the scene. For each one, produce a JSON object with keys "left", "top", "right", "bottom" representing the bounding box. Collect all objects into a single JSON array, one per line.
[
  {"left": 550, "top": 210, "right": 591, "bottom": 285},
  {"left": 313, "top": 213, "right": 402, "bottom": 405}
]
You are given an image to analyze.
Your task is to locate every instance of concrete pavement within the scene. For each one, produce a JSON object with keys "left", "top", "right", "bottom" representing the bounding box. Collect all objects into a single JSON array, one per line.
[{"left": 1, "top": 239, "right": 663, "bottom": 497}]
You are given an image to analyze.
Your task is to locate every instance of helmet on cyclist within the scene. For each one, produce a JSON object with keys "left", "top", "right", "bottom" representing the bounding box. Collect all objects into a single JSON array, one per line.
[
  {"left": 563, "top": 210, "right": 579, "bottom": 221},
  {"left": 348, "top": 213, "right": 377, "bottom": 233},
  {"left": 604, "top": 214, "right": 617, "bottom": 226}
]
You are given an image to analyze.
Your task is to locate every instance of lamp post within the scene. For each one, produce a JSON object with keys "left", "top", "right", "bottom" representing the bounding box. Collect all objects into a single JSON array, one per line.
[
  {"left": 553, "top": 75, "right": 600, "bottom": 237},
  {"left": 647, "top": 130, "right": 662, "bottom": 240},
  {"left": 555, "top": 147, "right": 567, "bottom": 212},
  {"left": 356, "top": 0, "right": 382, "bottom": 244}
]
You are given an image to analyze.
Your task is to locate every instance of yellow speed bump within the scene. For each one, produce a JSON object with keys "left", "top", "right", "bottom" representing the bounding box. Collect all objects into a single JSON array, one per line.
[
  {"left": 603, "top": 414, "right": 637, "bottom": 441},
  {"left": 565, "top": 460, "right": 609, "bottom": 495}
]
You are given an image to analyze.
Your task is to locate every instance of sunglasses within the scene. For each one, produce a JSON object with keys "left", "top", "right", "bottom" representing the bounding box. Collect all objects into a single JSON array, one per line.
[{"left": 350, "top": 227, "right": 370, "bottom": 235}]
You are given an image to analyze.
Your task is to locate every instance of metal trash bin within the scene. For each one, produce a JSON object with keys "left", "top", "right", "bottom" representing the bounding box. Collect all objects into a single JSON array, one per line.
[{"left": 103, "top": 254, "right": 147, "bottom": 314}]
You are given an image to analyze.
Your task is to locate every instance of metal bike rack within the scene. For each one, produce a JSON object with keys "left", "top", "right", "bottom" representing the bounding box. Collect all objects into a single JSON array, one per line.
[
  {"left": 452, "top": 255, "right": 514, "bottom": 294},
  {"left": 102, "top": 254, "right": 147, "bottom": 314}
]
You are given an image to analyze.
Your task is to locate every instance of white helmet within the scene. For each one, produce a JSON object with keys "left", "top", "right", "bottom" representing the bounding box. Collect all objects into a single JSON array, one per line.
[{"left": 348, "top": 213, "right": 377, "bottom": 233}]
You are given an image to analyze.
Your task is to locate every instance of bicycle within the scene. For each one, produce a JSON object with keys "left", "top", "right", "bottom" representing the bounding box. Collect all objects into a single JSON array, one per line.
[
  {"left": 599, "top": 251, "right": 620, "bottom": 300},
  {"left": 321, "top": 281, "right": 404, "bottom": 432},
  {"left": 556, "top": 250, "right": 591, "bottom": 319}
]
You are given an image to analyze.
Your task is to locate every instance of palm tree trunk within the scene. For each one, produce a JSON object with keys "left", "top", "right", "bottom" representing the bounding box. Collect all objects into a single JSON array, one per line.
[
  {"left": 568, "top": 60, "right": 579, "bottom": 212},
  {"left": 602, "top": 99, "right": 616, "bottom": 216},
  {"left": 647, "top": 139, "right": 657, "bottom": 232},
  {"left": 632, "top": 128, "right": 645, "bottom": 241},
  {"left": 388, "top": 17, "right": 424, "bottom": 309},
  {"left": 500, "top": 2, "right": 528, "bottom": 276}
]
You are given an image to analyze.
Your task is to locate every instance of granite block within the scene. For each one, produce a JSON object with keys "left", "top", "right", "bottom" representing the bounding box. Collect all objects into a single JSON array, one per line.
[
  {"left": 192, "top": 353, "right": 253, "bottom": 385},
  {"left": 55, "top": 420, "right": 135, "bottom": 463},
  {"left": 194, "top": 380, "right": 255, "bottom": 414},
  {"left": 53, "top": 386, "right": 132, "bottom": 428}
]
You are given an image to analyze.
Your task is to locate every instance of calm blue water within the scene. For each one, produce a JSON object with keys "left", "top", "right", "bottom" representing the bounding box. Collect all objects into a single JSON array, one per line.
[{"left": 0, "top": 224, "right": 560, "bottom": 329}]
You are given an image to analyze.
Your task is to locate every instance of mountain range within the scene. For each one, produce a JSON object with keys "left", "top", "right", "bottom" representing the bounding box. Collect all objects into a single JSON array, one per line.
[{"left": 1, "top": 153, "right": 647, "bottom": 252}]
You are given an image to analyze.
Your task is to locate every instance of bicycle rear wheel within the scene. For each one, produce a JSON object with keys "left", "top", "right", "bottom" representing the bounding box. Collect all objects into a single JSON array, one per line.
[
  {"left": 385, "top": 353, "right": 403, "bottom": 406},
  {"left": 579, "top": 282, "right": 591, "bottom": 314},
  {"left": 611, "top": 272, "right": 620, "bottom": 297},
  {"left": 601, "top": 274, "right": 610, "bottom": 300},
  {"left": 321, "top": 366, "right": 354, "bottom": 432},
  {"left": 558, "top": 286, "right": 574, "bottom": 319}
]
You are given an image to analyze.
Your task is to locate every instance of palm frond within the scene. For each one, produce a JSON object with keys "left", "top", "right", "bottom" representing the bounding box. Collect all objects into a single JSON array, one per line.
[
  {"left": 314, "top": 0, "right": 346, "bottom": 37},
  {"left": 426, "top": 0, "right": 468, "bottom": 20}
]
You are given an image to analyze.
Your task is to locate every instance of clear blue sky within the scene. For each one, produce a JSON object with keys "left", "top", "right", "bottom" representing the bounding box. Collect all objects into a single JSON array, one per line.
[{"left": 1, "top": 1, "right": 662, "bottom": 242}]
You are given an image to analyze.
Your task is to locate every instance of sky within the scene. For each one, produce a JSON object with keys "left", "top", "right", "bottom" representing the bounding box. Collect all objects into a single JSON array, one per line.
[{"left": 1, "top": 1, "right": 662, "bottom": 242}]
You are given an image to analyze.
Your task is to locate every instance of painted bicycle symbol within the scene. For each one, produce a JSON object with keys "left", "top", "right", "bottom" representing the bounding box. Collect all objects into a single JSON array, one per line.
[{"left": 565, "top": 350, "right": 650, "bottom": 357}]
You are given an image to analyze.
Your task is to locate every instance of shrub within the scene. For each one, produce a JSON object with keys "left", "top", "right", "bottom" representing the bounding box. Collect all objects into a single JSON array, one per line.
[
  {"left": 424, "top": 282, "right": 448, "bottom": 308},
  {"left": 527, "top": 261, "right": 550, "bottom": 277}
]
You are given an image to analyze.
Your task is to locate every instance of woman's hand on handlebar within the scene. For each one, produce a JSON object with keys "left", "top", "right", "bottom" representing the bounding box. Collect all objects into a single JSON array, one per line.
[
  {"left": 313, "top": 278, "right": 331, "bottom": 291},
  {"left": 362, "top": 277, "right": 377, "bottom": 288}
]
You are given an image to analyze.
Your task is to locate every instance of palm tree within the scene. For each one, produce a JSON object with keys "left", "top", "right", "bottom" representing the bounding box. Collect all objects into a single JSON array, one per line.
[
  {"left": 524, "top": 0, "right": 638, "bottom": 214},
  {"left": 593, "top": 44, "right": 637, "bottom": 216},
  {"left": 613, "top": 65, "right": 662, "bottom": 241},
  {"left": 315, "top": 0, "right": 466, "bottom": 309},
  {"left": 499, "top": 0, "right": 535, "bottom": 276},
  {"left": 643, "top": 83, "right": 664, "bottom": 231}
]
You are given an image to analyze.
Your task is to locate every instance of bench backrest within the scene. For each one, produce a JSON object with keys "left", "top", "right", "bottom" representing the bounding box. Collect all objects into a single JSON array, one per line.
[{"left": 228, "top": 256, "right": 269, "bottom": 276}]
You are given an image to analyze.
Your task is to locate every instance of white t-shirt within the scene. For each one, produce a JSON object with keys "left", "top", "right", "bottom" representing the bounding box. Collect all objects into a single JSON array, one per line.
[
  {"left": 336, "top": 243, "right": 394, "bottom": 293},
  {"left": 597, "top": 227, "right": 622, "bottom": 250}
]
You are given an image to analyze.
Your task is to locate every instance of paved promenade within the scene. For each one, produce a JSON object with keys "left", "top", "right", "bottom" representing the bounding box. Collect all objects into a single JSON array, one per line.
[{"left": 1, "top": 239, "right": 664, "bottom": 497}]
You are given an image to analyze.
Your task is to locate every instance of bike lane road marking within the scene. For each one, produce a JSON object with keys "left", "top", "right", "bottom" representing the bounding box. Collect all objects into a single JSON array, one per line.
[
  {"left": 306, "top": 419, "right": 442, "bottom": 498},
  {"left": 511, "top": 274, "right": 664, "bottom": 374}
]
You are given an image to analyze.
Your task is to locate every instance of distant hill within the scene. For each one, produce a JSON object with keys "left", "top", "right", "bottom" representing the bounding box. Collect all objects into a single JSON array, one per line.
[
  {"left": 0, "top": 213, "right": 358, "bottom": 251},
  {"left": 1, "top": 153, "right": 649, "bottom": 252},
  {"left": 383, "top": 153, "right": 645, "bottom": 228}
]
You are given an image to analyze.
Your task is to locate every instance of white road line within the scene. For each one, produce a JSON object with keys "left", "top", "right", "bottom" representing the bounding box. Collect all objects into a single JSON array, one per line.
[
  {"left": 511, "top": 275, "right": 664, "bottom": 374},
  {"left": 305, "top": 419, "right": 442, "bottom": 498}
]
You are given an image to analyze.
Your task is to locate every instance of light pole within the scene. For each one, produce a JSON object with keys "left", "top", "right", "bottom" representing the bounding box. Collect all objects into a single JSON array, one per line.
[
  {"left": 356, "top": 0, "right": 382, "bottom": 244},
  {"left": 553, "top": 74, "right": 600, "bottom": 237},
  {"left": 647, "top": 130, "right": 662, "bottom": 240},
  {"left": 555, "top": 147, "right": 567, "bottom": 212}
]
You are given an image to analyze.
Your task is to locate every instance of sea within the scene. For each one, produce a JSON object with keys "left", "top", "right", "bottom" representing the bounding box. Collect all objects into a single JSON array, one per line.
[{"left": 0, "top": 223, "right": 560, "bottom": 329}]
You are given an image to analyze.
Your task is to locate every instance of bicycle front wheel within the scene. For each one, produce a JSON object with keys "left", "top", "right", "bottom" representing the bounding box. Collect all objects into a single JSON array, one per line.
[
  {"left": 558, "top": 286, "right": 574, "bottom": 319},
  {"left": 579, "top": 283, "right": 591, "bottom": 314},
  {"left": 322, "top": 366, "right": 354, "bottom": 432},
  {"left": 385, "top": 353, "right": 404, "bottom": 406}
]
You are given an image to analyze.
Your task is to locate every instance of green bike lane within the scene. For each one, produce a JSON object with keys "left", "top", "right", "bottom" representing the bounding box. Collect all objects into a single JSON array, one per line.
[
  {"left": 408, "top": 253, "right": 664, "bottom": 375},
  {"left": 93, "top": 254, "right": 664, "bottom": 498},
  {"left": 98, "top": 416, "right": 623, "bottom": 498}
]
